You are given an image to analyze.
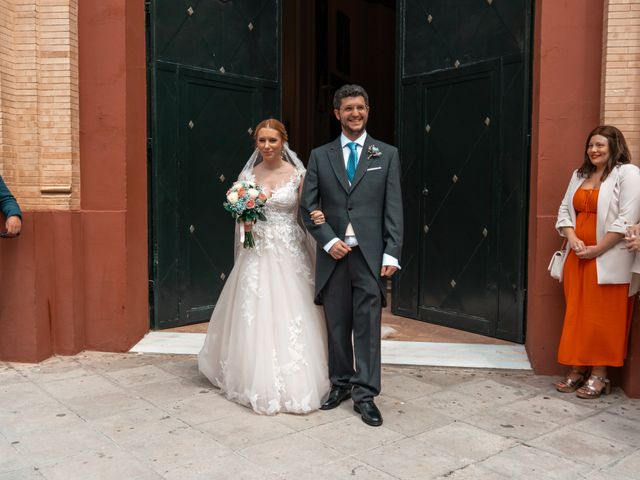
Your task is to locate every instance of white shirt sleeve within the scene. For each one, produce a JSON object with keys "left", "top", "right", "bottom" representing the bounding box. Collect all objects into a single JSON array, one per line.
[
  {"left": 382, "top": 253, "right": 401, "bottom": 269},
  {"left": 323, "top": 237, "right": 340, "bottom": 252},
  {"left": 324, "top": 242, "right": 401, "bottom": 269}
]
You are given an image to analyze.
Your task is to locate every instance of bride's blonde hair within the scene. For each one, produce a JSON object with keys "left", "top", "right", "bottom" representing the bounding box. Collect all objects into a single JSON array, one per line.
[{"left": 254, "top": 118, "right": 288, "bottom": 143}]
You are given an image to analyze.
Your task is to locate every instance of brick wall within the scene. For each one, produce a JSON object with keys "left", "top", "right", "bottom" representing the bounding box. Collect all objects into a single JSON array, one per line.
[
  {"left": 602, "top": 0, "right": 640, "bottom": 164},
  {"left": 0, "top": 0, "right": 79, "bottom": 210}
]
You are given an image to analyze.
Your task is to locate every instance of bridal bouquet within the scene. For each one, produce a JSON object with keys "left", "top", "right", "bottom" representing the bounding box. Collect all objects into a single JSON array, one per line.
[{"left": 223, "top": 180, "right": 268, "bottom": 248}]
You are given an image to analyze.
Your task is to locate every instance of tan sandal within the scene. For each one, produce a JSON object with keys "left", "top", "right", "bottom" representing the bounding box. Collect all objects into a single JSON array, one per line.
[
  {"left": 576, "top": 375, "right": 611, "bottom": 399},
  {"left": 554, "top": 369, "right": 588, "bottom": 393}
]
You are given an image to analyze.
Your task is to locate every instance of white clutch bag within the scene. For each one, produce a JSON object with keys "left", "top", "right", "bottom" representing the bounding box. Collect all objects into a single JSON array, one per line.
[{"left": 548, "top": 243, "right": 567, "bottom": 282}]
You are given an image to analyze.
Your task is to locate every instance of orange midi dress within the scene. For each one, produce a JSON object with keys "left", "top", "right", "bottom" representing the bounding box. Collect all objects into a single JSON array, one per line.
[{"left": 558, "top": 188, "right": 635, "bottom": 367}]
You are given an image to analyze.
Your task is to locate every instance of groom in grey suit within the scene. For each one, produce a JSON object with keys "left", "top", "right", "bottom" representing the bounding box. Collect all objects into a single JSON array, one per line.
[{"left": 300, "top": 84, "right": 403, "bottom": 426}]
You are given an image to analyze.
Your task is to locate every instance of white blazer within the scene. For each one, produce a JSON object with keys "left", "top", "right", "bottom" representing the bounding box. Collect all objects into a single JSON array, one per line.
[
  {"left": 631, "top": 254, "right": 640, "bottom": 295},
  {"left": 555, "top": 163, "right": 640, "bottom": 285}
]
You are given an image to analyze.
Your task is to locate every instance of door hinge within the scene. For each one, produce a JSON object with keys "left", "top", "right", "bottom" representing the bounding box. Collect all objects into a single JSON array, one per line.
[{"left": 144, "top": 1, "right": 151, "bottom": 14}]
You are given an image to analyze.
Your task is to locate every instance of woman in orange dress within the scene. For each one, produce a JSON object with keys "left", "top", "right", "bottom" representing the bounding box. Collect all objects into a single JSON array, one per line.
[{"left": 555, "top": 126, "right": 640, "bottom": 399}]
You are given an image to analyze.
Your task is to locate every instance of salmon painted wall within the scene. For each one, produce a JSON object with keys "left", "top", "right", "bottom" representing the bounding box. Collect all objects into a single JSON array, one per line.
[
  {"left": 527, "top": 0, "right": 640, "bottom": 396},
  {"left": 0, "top": 0, "right": 148, "bottom": 361},
  {"left": 78, "top": 0, "right": 148, "bottom": 351},
  {"left": 527, "top": 0, "right": 605, "bottom": 374},
  {"left": 78, "top": 0, "right": 148, "bottom": 352},
  {"left": 0, "top": 214, "right": 52, "bottom": 362}
]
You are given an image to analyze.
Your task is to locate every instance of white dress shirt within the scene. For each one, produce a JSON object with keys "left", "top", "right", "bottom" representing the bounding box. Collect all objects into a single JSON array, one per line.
[{"left": 322, "top": 132, "right": 400, "bottom": 269}]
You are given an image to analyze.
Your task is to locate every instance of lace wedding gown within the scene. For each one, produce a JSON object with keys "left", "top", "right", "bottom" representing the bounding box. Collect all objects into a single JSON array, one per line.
[{"left": 198, "top": 172, "right": 330, "bottom": 414}]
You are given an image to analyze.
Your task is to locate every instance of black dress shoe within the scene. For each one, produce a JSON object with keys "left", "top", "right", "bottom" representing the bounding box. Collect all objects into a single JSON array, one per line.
[
  {"left": 320, "top": 386, "right": 351, "bottom": 410},
  {"left": 354, "top": 400, "right": 383, "bottom": 426}
]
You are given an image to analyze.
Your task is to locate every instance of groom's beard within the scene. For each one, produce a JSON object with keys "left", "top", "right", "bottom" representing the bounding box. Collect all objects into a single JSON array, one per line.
[{"left": 341, "top": 119, "right": 367, "bottom": 137}]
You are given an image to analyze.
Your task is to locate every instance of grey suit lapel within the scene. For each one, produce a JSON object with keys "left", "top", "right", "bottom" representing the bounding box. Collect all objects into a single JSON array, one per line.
[
  {"left": 327, "top": 138, "right": 350, "bottom": 194},
  {"left": 349, "top": 134, "right": 374, "bottom": 191}
]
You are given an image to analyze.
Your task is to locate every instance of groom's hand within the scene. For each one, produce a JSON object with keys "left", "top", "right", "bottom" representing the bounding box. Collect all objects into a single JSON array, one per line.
[
  {"left": 380, "top": 266, "right": 398, "bottom": 278},
  {"left": 329, "top": 240, "right": 351, "bottom": 260}
]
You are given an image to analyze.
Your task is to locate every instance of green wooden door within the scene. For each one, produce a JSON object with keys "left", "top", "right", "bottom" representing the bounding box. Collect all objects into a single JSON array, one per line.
[
  {"left": 148, "top": 0, "right": 281, "bottom": 329},
  {"left": 393, "top": 0, "right": 532, "bottom": 342}
]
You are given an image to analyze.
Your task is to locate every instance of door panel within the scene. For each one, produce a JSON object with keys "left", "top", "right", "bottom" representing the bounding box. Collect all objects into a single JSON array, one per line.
[
  {"left": 152, "top": 64, "right": 180, "bottom": 327},
  {"left": 393, "top": 82, "right": 421, "bottom": 317},
  {"left": 420, "top": 67, "right": 497, "bottom": 334},
  {"left": 155, "top": 0, "right": 279, "bottom": 81},
  {"left": 149, "top": 0, "right": 281, "bottom": 329},
  {"left": 394, "top": 0, "right": 531, "bottom": 342},
  {"left": 402, "top": 0, "right": 526, "bottom": 77},
  {"left": 179, "top": 72, "right": 260, "bottom": 324},
  {"left": 495, "top": 57, "right": 529, "bottom": 340}
]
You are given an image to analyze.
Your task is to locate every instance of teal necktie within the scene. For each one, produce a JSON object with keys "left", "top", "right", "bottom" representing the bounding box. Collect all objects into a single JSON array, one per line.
[{"left": 346, "top": 142, "right": 358, "bottom": 183}]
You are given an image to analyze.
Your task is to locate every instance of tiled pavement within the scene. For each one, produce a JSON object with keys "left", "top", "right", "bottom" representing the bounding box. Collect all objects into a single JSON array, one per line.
[{"left": 1, "top": 352, "right": 640, "bottom": 479}]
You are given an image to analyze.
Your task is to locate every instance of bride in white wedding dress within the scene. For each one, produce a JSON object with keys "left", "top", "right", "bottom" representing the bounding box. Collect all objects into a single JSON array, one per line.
[{"left": 198, "top": 119, "right": 330, "bottom": 415}]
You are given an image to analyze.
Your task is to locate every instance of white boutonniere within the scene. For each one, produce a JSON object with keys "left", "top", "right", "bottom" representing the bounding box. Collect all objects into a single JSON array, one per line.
[{"left": 367, "top": 145, "right": 381, "bottom": 160}]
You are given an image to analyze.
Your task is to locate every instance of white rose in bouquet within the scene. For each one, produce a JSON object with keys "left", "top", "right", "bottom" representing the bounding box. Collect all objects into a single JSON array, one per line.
[
  {"left": 248, "top": 188, "right": 259, "bottom": 199},
  {"left": 227, "top": 191, "right": 239, "bottom": 204}
]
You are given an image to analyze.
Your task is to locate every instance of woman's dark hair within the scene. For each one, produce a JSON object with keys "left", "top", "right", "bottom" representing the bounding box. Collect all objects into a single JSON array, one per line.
[
  {"left": 333, "top": 84, "right": 369, "bottom": 109},
  {"left": 578, "top": 125, "right": 631, "bottom": 180}
]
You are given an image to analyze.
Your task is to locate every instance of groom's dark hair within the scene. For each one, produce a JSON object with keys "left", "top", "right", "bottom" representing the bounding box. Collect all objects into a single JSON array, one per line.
[{"left": 333, "top": 84, "right": 369, "bottom": 109}]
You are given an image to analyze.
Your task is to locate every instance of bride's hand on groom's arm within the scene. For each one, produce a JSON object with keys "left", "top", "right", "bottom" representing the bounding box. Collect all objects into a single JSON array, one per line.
[{"left": 310, "top": 210, "right": 325, "bottom": 225}]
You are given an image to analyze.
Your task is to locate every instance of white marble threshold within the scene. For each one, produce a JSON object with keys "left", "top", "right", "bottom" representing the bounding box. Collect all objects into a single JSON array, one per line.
[{"left": 130, "top": 332, "right": 532, "bottom": 370}]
